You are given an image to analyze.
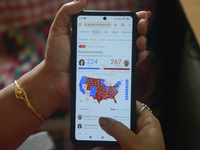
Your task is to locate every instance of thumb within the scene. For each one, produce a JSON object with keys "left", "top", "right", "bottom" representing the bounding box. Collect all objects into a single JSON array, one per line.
[
  {"left": 99, "top": 117, "right": 142, "bottom": 150},
  {"left": 50, "top": 0, "right": 86, "bottom": 34}
]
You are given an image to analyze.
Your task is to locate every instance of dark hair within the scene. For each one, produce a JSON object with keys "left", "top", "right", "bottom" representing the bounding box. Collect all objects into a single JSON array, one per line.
[{"left": 79, "top": 59, "right": 85, "bottom": 66}]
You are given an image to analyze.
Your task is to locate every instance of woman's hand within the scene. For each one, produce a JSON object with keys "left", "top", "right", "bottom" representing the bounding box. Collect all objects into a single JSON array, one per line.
[
  {"left": 0, "top": 1, "right": 153, "bottom": 149},
  {"left": 43, "top": 0, "right": 151, "bottom": 99},
  {"left": 91, "top": 101, "right": 165, "bottom": 150},
  {"left": 136, "top": 11, "right": 151, "bottom": 65}
]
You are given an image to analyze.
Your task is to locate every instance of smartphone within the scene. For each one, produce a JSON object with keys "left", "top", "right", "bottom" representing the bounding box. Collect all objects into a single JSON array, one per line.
[{"left": 71, "top": 10, "right": 138, "bottom": 145}]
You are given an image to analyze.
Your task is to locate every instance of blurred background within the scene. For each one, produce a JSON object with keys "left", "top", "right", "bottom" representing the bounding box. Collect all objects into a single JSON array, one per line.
[{"left": 0, "top": 0, "right": 199, "bottom": 149}]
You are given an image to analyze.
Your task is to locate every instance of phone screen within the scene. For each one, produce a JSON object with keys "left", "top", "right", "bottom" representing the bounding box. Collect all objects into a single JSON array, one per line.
[{"left": 71, "top": 11, "right": 137, "bottom": 144}]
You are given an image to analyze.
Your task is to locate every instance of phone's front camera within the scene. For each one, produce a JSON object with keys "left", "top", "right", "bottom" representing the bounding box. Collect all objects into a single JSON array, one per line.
[{"left": 103, "top": 17, "right": 107, "bottom": 20}]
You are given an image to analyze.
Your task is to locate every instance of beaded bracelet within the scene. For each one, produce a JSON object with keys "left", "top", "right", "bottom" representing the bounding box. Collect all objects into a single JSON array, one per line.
[{"left": 14, "top": 80, "right": 46, "bottom": 121}]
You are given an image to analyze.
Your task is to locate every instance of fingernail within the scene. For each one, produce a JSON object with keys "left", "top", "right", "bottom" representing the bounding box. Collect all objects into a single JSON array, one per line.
[
  {"left": 99, "top": 117, "right": 110, "bottom": 126},
  {"left": 146, "top": 50, "right": 150, "bottom": 55},
  {"left": 146, "top": 37, "right": 148, "bottom": 43},
  {"left": 145, "top": 18, "right": 148, "bottom": 27},
  {"left": 74, "top": 0, "right": 80, "bottom": 2},
  {"left": 147, "top": 11, "right": 151, "bottom": 18}
]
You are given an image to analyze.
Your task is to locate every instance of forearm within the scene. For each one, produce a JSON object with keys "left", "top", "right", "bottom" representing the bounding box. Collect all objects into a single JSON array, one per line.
[{"left": 0, "top": 61, "right": 66, "bottom": 149}]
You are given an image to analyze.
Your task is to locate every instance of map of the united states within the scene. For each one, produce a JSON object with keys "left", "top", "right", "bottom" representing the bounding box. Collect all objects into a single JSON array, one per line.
[{"left": 79, "top": 76, "right": 121, "bottom": 103}]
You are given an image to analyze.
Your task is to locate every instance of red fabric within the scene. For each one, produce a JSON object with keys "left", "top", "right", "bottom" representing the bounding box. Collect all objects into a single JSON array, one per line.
[
  {"left": 0, "top": 0, "right": 70, "bottom": 32},
  {"left": 85, "top": 0, "right": 156, "bottom": 11},
  {"left": 0, "top": 0, "right": 158, "bottom": 115},
  {"left": 0, "top": 0, "right": 156, "bottom": 33}
]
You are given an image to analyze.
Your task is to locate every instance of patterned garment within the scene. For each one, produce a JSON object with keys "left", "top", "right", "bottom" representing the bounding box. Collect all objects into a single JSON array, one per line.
[
  {"left": 0, "top": 0, "right": 156, "bottom": 89},
  {"left": 0, "top": 0, "right": 159, "bottom": 148},
  {"left": 0, "top": 0, "right": 69, "bottom": 32},
  {"left": 85, "top": 0, "right": 156, "bottom": 11},
  {"left": 0, "top": 0, "right": 158, "bottom": 116},
  {"left": 0, "top": 21, "right": 51, "bottom": 89}
]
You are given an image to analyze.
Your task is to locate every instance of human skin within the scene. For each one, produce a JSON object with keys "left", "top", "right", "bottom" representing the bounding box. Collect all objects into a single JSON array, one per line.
[
  {"left": 91, "top": 101, "right": 165, "bottom": 150},
  {"left": 0, "top": 0, "right": 151, "bottom": 149}
]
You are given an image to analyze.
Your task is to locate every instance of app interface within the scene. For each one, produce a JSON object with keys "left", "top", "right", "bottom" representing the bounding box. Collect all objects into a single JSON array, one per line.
[{"left": 75, "top": 15, "right": 134, "bottom": 141}]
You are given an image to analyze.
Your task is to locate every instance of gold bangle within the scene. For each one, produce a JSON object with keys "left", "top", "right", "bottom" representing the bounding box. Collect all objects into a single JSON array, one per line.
[{"left": 14, "top": 80, "right": 46, "bottom": 121}]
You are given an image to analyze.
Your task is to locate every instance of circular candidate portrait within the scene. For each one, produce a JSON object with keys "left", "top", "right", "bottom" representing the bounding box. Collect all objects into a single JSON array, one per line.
[
  {"left": 79, "top": 59, "right": 85, "bottom": 66},
  {"left": 77, "top": 114, "right": 83, "bottom": 120},
  {"left": 124, "top": 60, "right": 129, "bottom": 67},
  {"left": 78, "top": 124, "right": 82, "bottom": 129}
]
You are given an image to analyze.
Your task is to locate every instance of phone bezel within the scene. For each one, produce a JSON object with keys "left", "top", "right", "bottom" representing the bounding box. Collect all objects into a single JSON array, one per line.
[{"left": 70, "top": 10, "right": 138, "bottom": 146}]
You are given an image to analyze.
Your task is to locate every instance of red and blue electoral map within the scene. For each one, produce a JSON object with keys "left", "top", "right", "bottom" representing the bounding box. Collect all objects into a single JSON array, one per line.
[{"left": 79, "top": 76, "right": 121, "bottom": 103}]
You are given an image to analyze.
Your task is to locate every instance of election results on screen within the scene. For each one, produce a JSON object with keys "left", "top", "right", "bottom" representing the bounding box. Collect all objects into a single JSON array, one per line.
[{"left": 71, "top": 11, "right": 137, "bottom": 143}]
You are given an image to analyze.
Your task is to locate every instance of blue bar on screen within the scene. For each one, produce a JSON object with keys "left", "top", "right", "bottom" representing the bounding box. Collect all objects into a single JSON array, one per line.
[{"left": 78, "top": 67, "right": 100, "bottom": 70}]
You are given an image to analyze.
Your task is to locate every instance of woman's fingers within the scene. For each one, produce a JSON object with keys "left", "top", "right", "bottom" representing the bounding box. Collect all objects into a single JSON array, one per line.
[
  {"left": 136, "top": 50, "right": 149, "bottom": 65},
  {"left": 136, "top": 36, "right": 147, "bottom": 50},
  {"left": 98, "top": 117, "right": 143, "bottom": 150},
  {"left": 135, "top": 11, "right": 151, "bottom": 65},
  {"left": 136, "top": 11, "right": 151, "bottom": 20},
  {"left": 136, "top": 11, "right": 151, "bottom": 36},
  {"left": 50, "top": 0, "right": 86, "bottom": 35},
  {"left": 136, "top": 36, "right": 149, "bottom": 65},
  {"left": 137, "top": 19, "right": 148, "bottom": 36}
]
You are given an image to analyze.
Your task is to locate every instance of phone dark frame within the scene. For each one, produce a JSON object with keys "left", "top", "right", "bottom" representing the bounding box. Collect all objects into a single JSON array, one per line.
[{"left": 70, "top": 10, "right": 138, "bottom": 146}]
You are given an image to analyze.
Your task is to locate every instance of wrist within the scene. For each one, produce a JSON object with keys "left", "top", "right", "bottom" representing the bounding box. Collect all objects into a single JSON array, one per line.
[{"left": 18, "top": 61, "right": 66, "bottom": 118}]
